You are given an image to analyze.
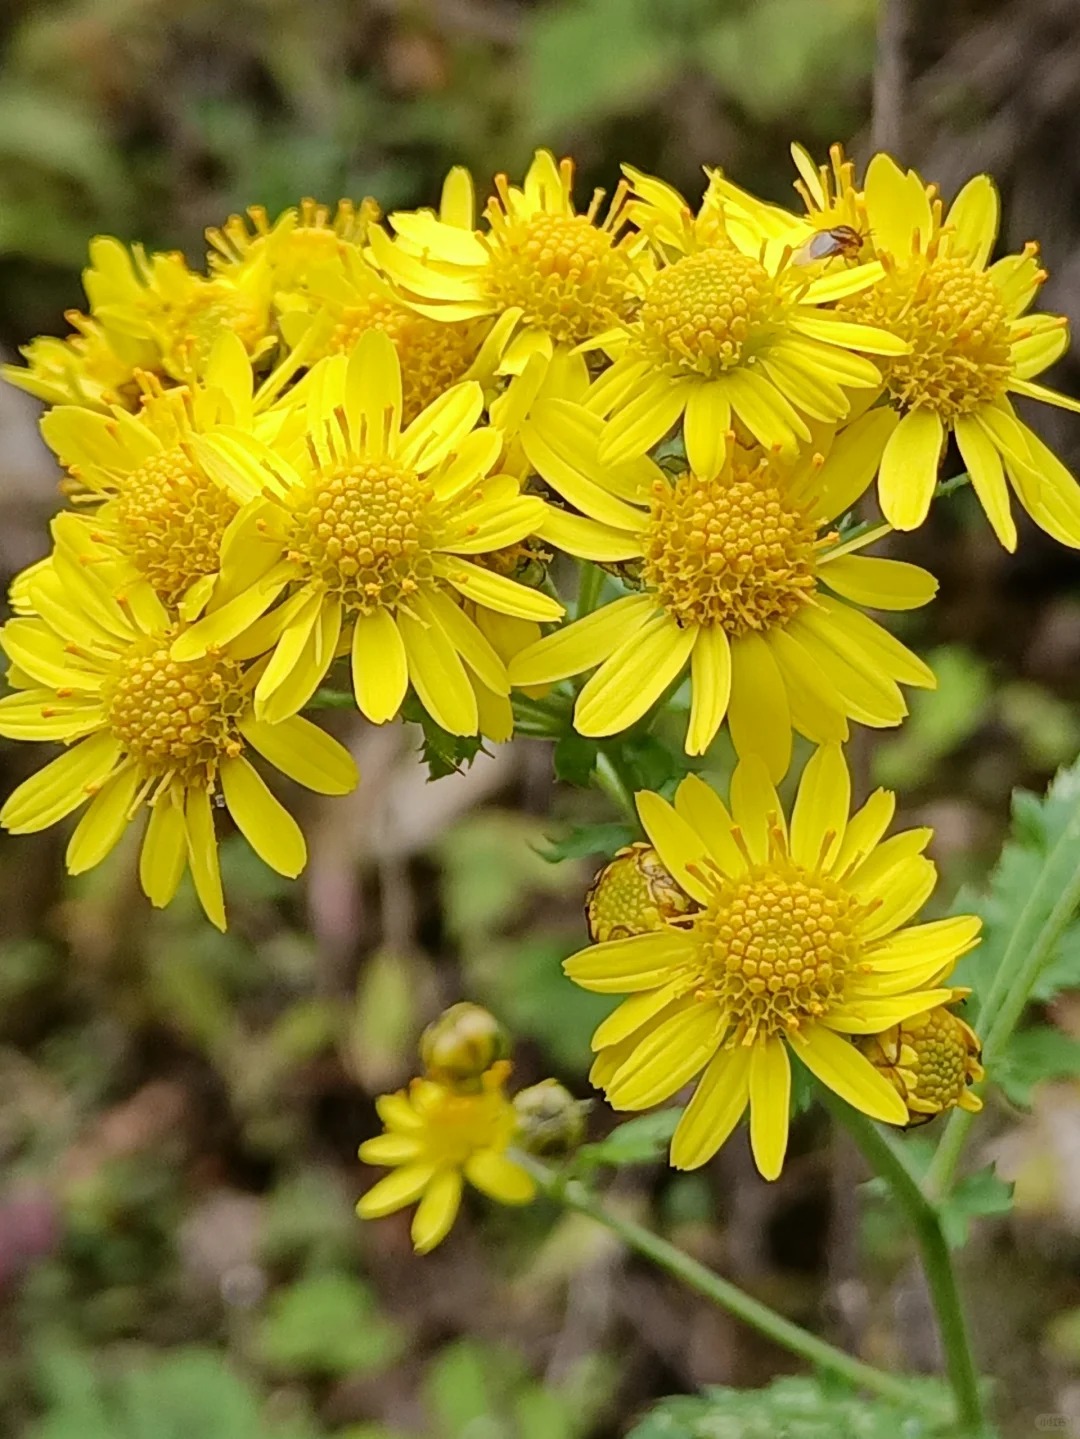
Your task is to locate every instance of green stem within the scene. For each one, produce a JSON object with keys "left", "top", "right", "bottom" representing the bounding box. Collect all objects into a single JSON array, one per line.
[
  {"left": 518, "top": 1155, "right": 941, "bottom": 1415},
  {"left": 575, "top": 562, "right": 605, "bottom": 620},
  {"left": 823, "top": 1095, "right": 989, "bottom": 1436},
  {"left": 592, "top": 751, "right": 638, "bottom": 823},
  {"left": 928, "top": 785, "right": 1080, "bottom": 1199}
]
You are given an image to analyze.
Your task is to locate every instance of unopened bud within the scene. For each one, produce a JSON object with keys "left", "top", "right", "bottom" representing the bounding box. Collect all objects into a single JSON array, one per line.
[
  {"left": 585, "top": 842, "right": 696, "bottom": 943},
  {"left": 419, "top": 1002, "right": 510, "bottom": 1088},
  {"left": 512, "top": 1079, "right": 589, "bottom": 1156},
  {"left": 858, "top": 1004, "right": 984, "bottom": 1126}
]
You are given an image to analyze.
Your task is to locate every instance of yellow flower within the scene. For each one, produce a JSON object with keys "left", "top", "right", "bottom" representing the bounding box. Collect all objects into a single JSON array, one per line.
[
  {"left": 34, "top": 334, "right": 303, "bottom": 614},
  {"left": 859, "top": 1003, "right": 984, "bottom": 1123},
  {"left": 206, "top": 195, "right": 381, "bottom": 290},
  {"left": 796, "top": 148, "right": 1080, "bottom": 550},
  {"left": 368, "top": 149, "right": 650, "bottom": 374},
  {"left": 585, "top": 841, "right": 698, "bottom": 943},
  {"left": 585, "top": 178, "right": 903, "bottom": 475},
  {"left": 357, "top": 1065, "right": 536, "bottom": 1253},
  {"left": 565, "top": 746, "right": 982, "bottom": 1180},
  {"left": 509, "top": 428, "right": 936, "bottom": 779},
  {"left": 1, "top": 312, "right": 141, "bottom": 411},
  {"left": 0, "top": 555, "right": 358, "bottom": 930},
  {"left": 83, "top": 236, "right": 275, "bottom": 385},
  {"left": 170, "top": 329, "right": 562, "bottom": 732}
]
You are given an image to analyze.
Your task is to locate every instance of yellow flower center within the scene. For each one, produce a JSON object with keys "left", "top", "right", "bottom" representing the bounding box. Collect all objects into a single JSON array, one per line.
[
  {"left": 638, "top": 248, "right": 776, "bottom": 377},
  {"left": 642, "top": 468, "right": 818, "bottom": 633},
  {"left": 585, "top": 842, "right": 697, "bottom": 943},
  {"left": 291, "top": 458, "right": 436, "bottom": 614},
  {"left": 164, "top": 283, "right": 266, "bottom": 379},
  {"left": 420, "top": 1085, "right": 515, "bottom": 1167},
  {"left": 106, "top": 639, "right": 246, "bottom": 786},
  {"left": 694, "top": 863, "right": 864, "bottom": 1040},
  {"left": 112, "top": 447, "right": 238, "bottom": 605},
  {"left": 329, "top": 298, "right": 481, "bottom": 422},
  {"left": 484, "top": 212, "right": 637, "bottom": 345},
  {"left": 841, "top": 257, "right": 1012, "bottom": 420}
]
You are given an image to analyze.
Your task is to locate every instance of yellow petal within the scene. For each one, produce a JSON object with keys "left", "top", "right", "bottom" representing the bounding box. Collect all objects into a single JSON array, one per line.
[
  {"left": 534, "top": 506, "right": 642, "bottom": 562},
  {"left": 727, "top": 631, "right": 791, "bottom": 782},
  {"left": 508, "top": 594, "right": 654, "bottom": 687},
  {"left": 575, "top": 613, "right": 697, "bottom": 738},
  {"left": 345, "top": 328, "right": 402, "bottom": 457},
  {"left": 749, "top": 1038, "right": 791, "bottom": 1181},
  {"left": 184, "top": 786, "right": 226, "bottom": 931},
  {"left": 790, "top": 742, "right": 849, "bottom": 870},
  {"left": 357, "top": 1134, "right": 423, "bottom": 1166},
  {"left": 564, "top": 928, "right": 697, "bottom": 994},
  {"left": 866, "top": 916, "right": 982, "bottom": 973},
  {"left": 635, "top": 790, "right": 712, "bottom": 904},
  {"left": 794, "top": 1024, "right": 908, "bottom": 1125},
  {"left": 672, "top": 772, "right": 746, "bottom": 877},
  {"left": 598, "top": 377, "right": 691, "bottom": 466},
  {"left": 240, "top": 715, "right": 358, "bottom": 795},
  {"left": 415, "top": 588, "right": 508, "bottom": 696},
  {"left": 357, "top": 1164, "right": 436, "bottom": 1219},
  {"left": 946, "top": 174, "right": 999, "bottom": 268},
  {"left": 864, "top": 152, "right": 920, "bottom": 258},
  {"left": 683, "top": 380, "right": 731, "bottom": 479},
  {"left": 954, "top": 413, "right": 1016, "bottom": 551},
  {"left": 878, "top": 408, "right": 944, "bottom": 530},
  {"left": 819, "top": 554, "right": 939, "bottom": 610},
  {"left": 464, "top": 1151, "right": 536, "bottom": 1205},
  {"left": 411, "top": 1168, "right": 463, "bottom": 1253},
  {"left": 436, "top": 556, "right": 564, "bottom": 621},
  {"left": 826, "top": 990, "right": 955, "bottom": 1035},
  {"left": 832, "top": 787, "right": 896, "bottom": 875},
  {"left": 65, "top": 763, "right": 140, "bottom": 874},
  {"left": 670, "top": 1045, "right": 751, "bottom": 1170},
  {"left": 397, "top": 606, "right": 478, "bottom": 736},
  {"left": 1, "top": 731, "right": 123, "bottom": 834},
  {"left": 605, "top": 1002, "right": 721, "bottom": 1111},
  {"left": 351, "top": 609, "right": 409, "bottom": 723},
  {"left": 686, "top": 625, "right": 732, "bottom": 756},
  {"left": 729, "top": 752, "right": 786, "bottom": 864},
  {"left": 140, "top": 794, "right": 187, "bottom": 908},
  {"left": 220, "top": 755, "right": 306, "bottom": 878}
]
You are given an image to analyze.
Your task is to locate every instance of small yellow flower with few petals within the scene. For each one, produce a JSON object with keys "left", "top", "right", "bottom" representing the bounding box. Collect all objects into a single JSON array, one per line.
[
  {"left": 565, "top": 745, "right": 981, "bottom": 1180},
  {"left": 206, "top": 196, "right": 381, "bottom": 289},
  {"left": 83, "top": 236, "right": 275, "bottom": 385},
  {"left": 357, "top": 1064, "right": 536, "bottom": 1254},
  {"left": 1, "top": 311, "right": 141, "bottom": 412},
  {"left": 510, "top": 424, "right": 936, "bottom": 779},
  {"left": 369, "top": 149, "right": 650, "bottom": 374},
  {"left": 792, "top": 148, "right": 1080, "bottom": 550},
  {"left": 170, "top": 329, "right": 562, "bottom": 732},
  {"left": 585, "top": 178, "right": 904, "bottom": 475},
  {"left": 859, "top": 1003, "right": 984, "bottom": 1123},
  {"left": 0, "top": 552, "right": 358, "bottom": 930}
]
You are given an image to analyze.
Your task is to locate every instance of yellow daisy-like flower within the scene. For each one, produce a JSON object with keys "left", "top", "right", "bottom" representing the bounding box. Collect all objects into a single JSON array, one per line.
[
  {"left": 859, "top": 1003, "right": 984, "bottom": 1123},
  {"left": 34, "top": 334, "right": 304, "bottom": 615},
  {"left": 509, "top": 424, "right": 936, "bottom": 779},
  {"left": 795, "top": 148, "right": 1080, "bottom": 550},
  {"left": 83, "top": 236, "right": 275, "bottom": 386},
  {"left": 565, "top": 746, "right": 982, "bottom": 1180},
  {"left": 357, "top": 1064, "right": 536, "bottom": 1254},
  {"left": 0, "top": 556, "right": 358, "bottom": 931},
  {"left": 1, "top": 311, "right": 142, "bottom": 412},
  {"left": 206, "top": 195, "right": 381, "bottom": 289},
  {"left": 170, "top": 329, "right": 562, "bottom": 732},
  {"left": 586, "top": 182, "right": 903, "bottom": 475},
  {"left": 368, "top": 149, "right": 650, "bottom": 374}
]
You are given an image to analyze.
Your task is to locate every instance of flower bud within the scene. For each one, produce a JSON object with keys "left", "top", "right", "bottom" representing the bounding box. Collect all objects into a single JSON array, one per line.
[
  {"left": 585, "top": 842, "right": 696, "bottom": 943},
  {"left": 858, "top": 1004, "right": 984, "bottom": 1125},
  {"left": 419, "top": 1002, "right": 510, "bottom": 1088},
  {"left": 512, "top": 1079, "right": 589, "bottom": 1156}
]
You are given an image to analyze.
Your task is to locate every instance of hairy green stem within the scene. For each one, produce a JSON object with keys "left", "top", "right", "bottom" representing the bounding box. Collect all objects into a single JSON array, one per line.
[
  {"left": 592, "top": 751, "right": 638, "bottom": 823},
  {"left": 928, "top": 795, "right": 1080, "bottom": 1197},
  {"left": 518, "top": 1154, "right": 943, "bottom": 1415},
  {"left": 823, "top": 1095, "right": 989, "bottom": 1436}
]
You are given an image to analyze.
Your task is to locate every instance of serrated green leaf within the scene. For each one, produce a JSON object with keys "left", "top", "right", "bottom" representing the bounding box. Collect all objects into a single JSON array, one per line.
[
  {"left": 626, "top": 1376, "right": 955, "bottom": 1439},
  {"left": 536, "top": 822, "right": 635, "bottom": 864},
  {"left": 577, "top": 1110, "right": 682, "bottom": 1169},
  {"left": 938, "top": 1165, "right": 1015, "bottom": 1249},
  {"left": 554, "top": 734, "right": 599, "bottom": 787},
  {"left": 995, "top": 1026, "right": 1080, "bottom": 1106}
]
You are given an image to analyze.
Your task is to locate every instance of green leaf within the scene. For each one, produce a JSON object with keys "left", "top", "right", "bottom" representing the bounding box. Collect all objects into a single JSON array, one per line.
[
  {"left": 626, "top": 1376, "right": 955, "bottom": 1439},
  {"left": 577, "top": 1110, "right": 682, "bottom": 1170},
  {"left": 554, "top": 734, "right": 599, "bottom": 788},
  {"left": 938, "top": 1166, "right": 1015, "bottom": 1249},
  {"left": 617, "top": 733, "right": 689, "bottom": 794},
  {"left": 995, "top": 1026, "right": 1080, "bottom": 1106},
  {"left": 258, "top": 1273, "right": 403, "bottom": 1377},
  {"left": 536, "top": 822, "right": 636, "bottom": 864}
]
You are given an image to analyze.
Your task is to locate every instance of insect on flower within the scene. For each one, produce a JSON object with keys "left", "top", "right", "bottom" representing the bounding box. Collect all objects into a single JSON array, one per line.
[{"left": 794, "top": 225, "right": 867, "bottom": 266}]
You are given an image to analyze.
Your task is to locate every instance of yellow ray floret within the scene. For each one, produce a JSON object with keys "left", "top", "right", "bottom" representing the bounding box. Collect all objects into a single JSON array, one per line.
[
  {"left": 170, "top": 329, "right": 563, "bottom": 733},
  {"left": 206, "top": 195, "right": 381, "bottom": 288},
  {"left": 0, "top": 556, "right": 358, "bottom": 931},
  {"left": 510, "top": 424, "right": 936, "bottom": 779},
  {"left": 564, "top": 745, "right": 982, "bottom": 1180},
  {"left": 791, "top": 146, "right": 1080, "bottom": 550},
  {"left": 357, "top": 1064, "right": 536, "bottom": 1253},
  {"left": 368, "top": 149, "right": 652, "bottom": 374}
]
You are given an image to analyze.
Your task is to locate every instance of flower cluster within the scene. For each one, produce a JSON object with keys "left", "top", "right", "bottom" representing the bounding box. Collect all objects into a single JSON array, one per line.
[{"left": 2, "top": 142, "right": 1074, "bottom": 1182}]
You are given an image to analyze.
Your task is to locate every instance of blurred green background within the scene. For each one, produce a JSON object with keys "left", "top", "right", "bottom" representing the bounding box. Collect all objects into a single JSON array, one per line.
[{"left": 3, "top": 1, "right": 1080, "bottom": 1435}]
